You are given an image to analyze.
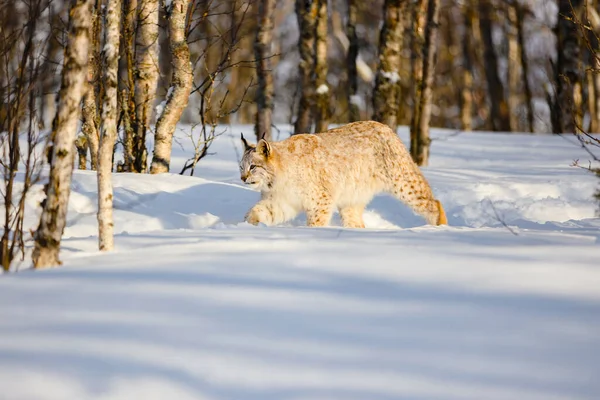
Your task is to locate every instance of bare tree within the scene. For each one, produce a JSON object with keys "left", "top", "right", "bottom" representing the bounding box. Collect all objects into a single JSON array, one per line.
[
  {"left": 460, "top": 0, "right": 474, "bottom": 131},
  {"left": 0, "top": 0, "right": 47, "bottom": 271},
  {"left": 479, "top": 0, "right": 510, "bottom": 131},
  {"left": 120, "top": 0, "right": 138, "bottom": 172},
  {"left": 313, "top": 0, "right": 329, "bottom": 132},
  {"left": 133, "top": 0, "right": 160, "bottom": 172},
  {"left": 254, "top": 0, "right": 276, "bottom": 141},
  {"left": 150, "top": 0, "right": 193, "bottom": 173},
  {"left": 33, "top": 0, "right": 93, "bottom": 268},
  {"left": 345, "top": 0, "right": 360, "bottom": 122},
  {"left": 411, "top": 0, "right": 439, "bottom": 166},
  {"left": 507, "top": 2, "right": 520, "bottom": 132},
  {"left": 294, "top": 0, "right": 318, "bottom": 134},
  {"left": 97, "top": 0, "right": 121, "bottom": 251},
  {"left": 372, "top": 0, "right": 405, "bottom": 132},
  {"left": 409, "top": 0, "right": 427, "bottom": 140},
  {"left": 515, "top": 1, "right": 535, "bottom": 133},
  {"left": 554, "top": 0, "right": 584, "bottom": 133},
  {"left": 81, "top": 0, "right": 102, "bottom": 170}
]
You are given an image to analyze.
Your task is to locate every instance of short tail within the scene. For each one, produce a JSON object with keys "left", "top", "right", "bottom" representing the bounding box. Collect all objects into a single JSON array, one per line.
[{"left": 435, "top": 199, "right": 448, "bottom": 225}]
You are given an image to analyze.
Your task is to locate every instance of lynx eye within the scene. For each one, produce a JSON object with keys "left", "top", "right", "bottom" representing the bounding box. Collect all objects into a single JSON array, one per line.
[{"left": 249, "top": 165, "right": 257, "bottom": 171}]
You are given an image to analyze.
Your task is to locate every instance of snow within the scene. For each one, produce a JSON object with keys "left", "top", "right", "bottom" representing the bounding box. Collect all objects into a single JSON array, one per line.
[
  {"left": 1, "top": 125, "right": 600, "bottom": 399},
  {"left": 316, "top": 84, "right": 329, "bottom": 95},
  {"left": 349, "top": 94, "right": 364, "bottom": 109},
  {"left": 380, "top": 70, "right": 401, "bottom": 84}
]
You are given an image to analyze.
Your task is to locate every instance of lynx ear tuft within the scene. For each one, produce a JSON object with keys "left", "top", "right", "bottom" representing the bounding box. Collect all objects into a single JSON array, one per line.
[
  {"left": 241, "top": 133, "right": 252, "bottom": 151},
  {"left": 256, "top": 139, "right": 271, "bottom": 158}
]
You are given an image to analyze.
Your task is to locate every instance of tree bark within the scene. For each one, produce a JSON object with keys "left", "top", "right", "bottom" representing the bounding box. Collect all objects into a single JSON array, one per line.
[
  {"left": 478, "top": 0, "right": 511, "bottom": 131},
  {"left": 81, "top": 0, "right": 102, "bottom": 170},
  {"left": 409, "top": 0, "right": 427, "bottom": 148},
  {"left": 346, "top": 0, "right": 360, "bottom": 122},
  {"left": 372, "top": 0, "right": 406, "bottom": 131},
  {"left": 411, "top": 0, "right": 439, "bottom": 166},
  {"left": 121, "top": 0, "right": 138, "bottom": 172},
  {"left": 133, "top": 0, "right": 160, "bottom": 172},
  {"left": 33, "top": 0, "right": 93, "bottom": 268},
  {"left": 294, "top": 0, "right": 318, "bottom": 134},
  {"left": 97, "top": 0, "right": 121, "bottom": 251},
  {"left": 254, "top": 0, "right": 276, "bottom": 141},
  {"left": 515, "top": 2, "right": 535, "bottom": 133},
  {"left": 555, "top": 0, "right": 584, "bottom": 133},
  {"left": 460, "top": 1, "right": 474, "bottom": 131},
  {"left": 586, "top": 0, "right": 600, "bottom": 133},
  {"left": 313, "top": 0, "right": 329, "bottom": 133},
  {"left": 150, "top": 0, "right": 193, "bottom": 173},
  {"left": 507, "top": 2, "right": 520, "bottom": 132}
]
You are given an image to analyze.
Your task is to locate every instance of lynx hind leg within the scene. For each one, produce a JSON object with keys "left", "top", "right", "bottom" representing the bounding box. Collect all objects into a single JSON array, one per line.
[
  {"left": 305, "top": 194, "right": 334, "bottom": 227},
  {"left": 388, "top": 172, "right": 447, "bottom": 226},
  {"left": 339, "top": 204, "right": 365, "bottom": 228}
]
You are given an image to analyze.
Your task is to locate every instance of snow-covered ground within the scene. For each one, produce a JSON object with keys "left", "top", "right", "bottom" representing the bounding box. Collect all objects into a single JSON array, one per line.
[{"left": 1, "top": 125, "right": 599, "bottom": 400}]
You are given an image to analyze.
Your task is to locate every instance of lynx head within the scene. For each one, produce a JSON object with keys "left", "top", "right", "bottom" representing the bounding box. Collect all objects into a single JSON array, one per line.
[{"left": 239, "top": 133, "right": 276, "bottom": 191}]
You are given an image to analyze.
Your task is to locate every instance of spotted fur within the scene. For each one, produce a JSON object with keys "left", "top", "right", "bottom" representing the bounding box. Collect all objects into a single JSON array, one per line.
[{"left": 239, "top": 120, "right": 447, "bottom": 228}]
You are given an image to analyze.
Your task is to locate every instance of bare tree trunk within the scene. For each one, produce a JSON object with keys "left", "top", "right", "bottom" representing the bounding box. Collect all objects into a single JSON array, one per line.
[
  {"left": 555, "top": 0, "right": 584, "bottom": 133},
  {"left": 586, "top": 0, "right": 600, "bottom": 132},
  {"left": 97, "top": 0, "right": 121, "bottom": 251},
  {"left": 516, "top": 2, "right": 535, "bottom": 133},
  {"left": 479, "top": 0, "right": 510, "bottom": 131},
  {"left": 409, "top": 0, "right": 427, "bottom": 149},
  {"left": 372, "top": 0, "right": 406, "bottom": 131},
  {"left": 460, "top": 1, "right": 474, "bottom": 131},
  {"left": 121, "top": 0, "right": 138, "bottom": 171},
  {"left": 346, "top": 0, "right": 360, "bottom": 122},
  {"left": 81, "top": 0, "right": 102, "bottom": 170},
  {"left": 150, "top": 0, "right": 193, "bottom": 173},
  {"left": 133, "top": 0, "right": 160, "bottom": 172},
  {"left": 294, "top": 0, "right": 317, "bottom": 134},
  {"left": 507, "top": 2, "right": 520, "bottom": 132},
  {"left": 411, "top": 0, "right": 439, "bottom": 166},
  {"left": 76, "top": 135, "right": 88, "bottom": 169},
  {"left": 313, "top": 0, "right": 329, "bottom": 133},
  {"left": 254, "top": 0, "right": 276, "bottom": 141},
  {"left": 33, "top": 0, "right": 93, "bottom": 269}
]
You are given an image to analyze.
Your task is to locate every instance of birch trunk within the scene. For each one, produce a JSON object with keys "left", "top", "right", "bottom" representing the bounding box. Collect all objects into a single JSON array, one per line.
[
  {"left": 81, "top": 0, "right": 102, "bottom": 170},
  {"left": 121, "top": 0, "right": 138, "bottom": 171},
  {"left": 516, "top": 3, "right": 535, "bottom": 133},
  {"left": 555, "top": 0, "right": 584, "bottom": 133},
  {"left": 460, "top": 1, "right": 474, "bottom": 131},
  {"left": 346, "top": 0, "right": 360, "bottom": 122},
  {"left": 133, "top": 0, "right": 159, "bottom": 172},
  {"left": 33, "top": 0, "right": 93, "bottom": 268},
  {"left": 409, "top": 0, "right": 427, "bottom": 149},
  {"left": 412, "top": 0, "right": 439, "bottom": 166},
  {"left": 479, "top": 0, "right": 510, "bottom": 131},
  {"left": 294, "top": 0, "right": 317, "bottom": 134},
  {"left": 372, "top": 0, "right": 405, "bottom": 131},
  {"left": 253, "top": 0, "right": 276, "bottom": 141},
  {"left": 150, "top": 0, "right": 193, "bottom": 174},
  {"left": 97, "top": 0, "right": 121, "bottom": 251},
  {"left": 587, "top": 0, "right": 600, "bottom": 133},
  {"left": 313, "top": 0, "right": 329, "bottom": 133},
  {"left": 507, "top": 3, "right": 520, "bottom": 132}
]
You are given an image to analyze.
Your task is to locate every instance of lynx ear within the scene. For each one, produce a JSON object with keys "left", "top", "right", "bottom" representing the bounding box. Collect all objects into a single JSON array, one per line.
[
  {"left": 256, "top": 139, "right": 271, "bottom": 158},
  {"left": 240, "top": 133, "right": 253, "bottom": 151}
]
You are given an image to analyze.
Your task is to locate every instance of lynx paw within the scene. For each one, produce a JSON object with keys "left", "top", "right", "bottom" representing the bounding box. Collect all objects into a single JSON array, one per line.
[{"left": 245, "top": 206, "right": 272, "bottom": 226}]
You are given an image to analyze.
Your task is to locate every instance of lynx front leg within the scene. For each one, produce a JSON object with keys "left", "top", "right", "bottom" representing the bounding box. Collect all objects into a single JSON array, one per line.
[
  {"left": 245, "top": 199, "right": 297, "bottom": 226},
  {"left": 339, "top": 204, "right": 365, "bottom": 228}
]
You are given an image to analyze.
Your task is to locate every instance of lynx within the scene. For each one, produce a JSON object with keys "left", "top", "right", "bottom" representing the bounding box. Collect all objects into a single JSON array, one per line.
[{"left": 239, "top": 120, "right": 447, "bottom": 228}]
